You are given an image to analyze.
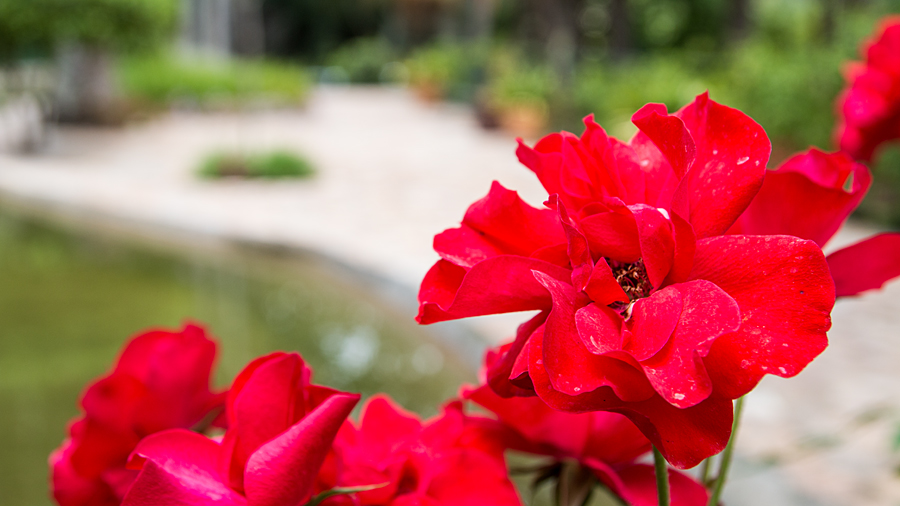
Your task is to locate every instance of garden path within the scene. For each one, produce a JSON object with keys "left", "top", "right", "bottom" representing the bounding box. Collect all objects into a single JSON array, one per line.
[{"left": 0, "top": 85, "right": 898, "bottom": 506}]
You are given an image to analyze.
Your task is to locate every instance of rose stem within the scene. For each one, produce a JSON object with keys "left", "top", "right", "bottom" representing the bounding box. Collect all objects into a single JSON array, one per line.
[
  {"left": 653, "top": 446, "right": 670, "bottom": 506},
  {"left": 707, "top": 396, "right": 745, "bottom": 506},
  {"left": 699, "top": 457, "right": 711, "bottom": 485}
]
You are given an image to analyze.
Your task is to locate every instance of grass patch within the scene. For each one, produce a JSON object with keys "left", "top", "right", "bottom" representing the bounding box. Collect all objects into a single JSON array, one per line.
[{"left": 197, "top": 151, "right": 315, "bottom": 179}]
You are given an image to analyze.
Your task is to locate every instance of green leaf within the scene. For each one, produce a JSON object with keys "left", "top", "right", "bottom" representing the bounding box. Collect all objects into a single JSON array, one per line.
[{"left": 303, "top": 483, "right": 389, "bottom": 506}]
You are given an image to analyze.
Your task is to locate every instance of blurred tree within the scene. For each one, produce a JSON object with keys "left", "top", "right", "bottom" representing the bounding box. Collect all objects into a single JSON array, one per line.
[{"left": 0, "top": 0, "right": 178, "bottom": 123}]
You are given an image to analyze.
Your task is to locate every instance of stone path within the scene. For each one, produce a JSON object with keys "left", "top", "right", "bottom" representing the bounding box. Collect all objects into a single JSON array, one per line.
[{"left": 1, "top": 85, "right": 899, "bottom": 506}]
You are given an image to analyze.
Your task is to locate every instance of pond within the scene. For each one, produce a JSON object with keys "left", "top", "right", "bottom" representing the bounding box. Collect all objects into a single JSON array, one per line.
[{"left": 0, "top": 206, "right": 478, "bottom": 506}]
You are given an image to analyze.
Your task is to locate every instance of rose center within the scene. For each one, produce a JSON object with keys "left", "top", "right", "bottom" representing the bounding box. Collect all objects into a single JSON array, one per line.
[{"left": 609, "top": 258, "right": 652, "bottom": 302}]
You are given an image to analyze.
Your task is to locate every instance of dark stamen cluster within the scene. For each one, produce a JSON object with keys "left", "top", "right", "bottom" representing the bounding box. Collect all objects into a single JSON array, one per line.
[{"left": 609, "top": 259, "right": 653, "bottom": 302}]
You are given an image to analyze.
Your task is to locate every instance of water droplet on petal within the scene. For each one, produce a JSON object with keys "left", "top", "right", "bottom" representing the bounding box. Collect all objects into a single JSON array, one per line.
[{"left": 737, "top": 156, "right": 750, "bottom": 165}]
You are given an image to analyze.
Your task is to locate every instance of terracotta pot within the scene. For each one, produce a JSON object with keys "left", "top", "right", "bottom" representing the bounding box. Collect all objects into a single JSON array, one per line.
[{"left": 499, "top": 103, "right": 548, "bottom": 139}]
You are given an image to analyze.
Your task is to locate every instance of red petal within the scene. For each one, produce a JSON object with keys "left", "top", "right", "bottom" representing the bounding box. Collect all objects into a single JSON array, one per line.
[
  {"left": 638, "top": 281, "right": 740, "bottom": 408},
  {"left": 417, "top": 256, "right": 570, "bottom": 324},
  {"left": 434, "top": 182, "right": 564, "bottom": 268},
  {"left": 631, "top": 204, "right": 676, "bottom": 287},
  {"left": 827, "top": 233, "right": 900, "bottom": 296},
  {"left": 575, "top": 303, "right": 624, "bottom": 354},
  {"left": 691, "top": 236, "right": 834, "bottom": 399},
  {"left": 615, "top": 464, "right": 709, "bottom": 506},
  {"left": 631, "top": 103, "right": 696, "bottom": 178},
  {"left": 223, "top": 353, "right": 311, "bottom": 491},
  {"left": 527, "top": 334, "right": 732, "bottom": 469},
  {"left": 732, "top": 149, "right": 871, "bottom": 247},
  {"left": 671, "top": 93, "right": 770, "bottom": 238},
  {"left": 556, "top": 197, "right": 593, "bottom": 289},
  {"left": 535, "top": 272, "right": 652, "bottom": 401},
  {"left": 663, "top": 211, "right": 696, "bottom": 286},
  {"left": 123, "top": 429, "right": 244, "bottom": 506},
  {"left": 583, "top": 258, "right": 629, "bottom": 305},
  {"left": 486, "top": 312, "right": 547, "bottom": 397},
  {"left": 244, "top": 393, "right": 360, "bottom": 506},
  {"left": 579, "top": 208, "right": 642, "bottom": 263},
  {"left": 625, "top": 287, "right": 682, "bottom": 361}
]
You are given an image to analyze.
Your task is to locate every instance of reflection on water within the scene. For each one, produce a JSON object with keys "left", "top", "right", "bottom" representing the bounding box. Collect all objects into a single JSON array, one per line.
[{"left": 0, "top": 209, "right": 475, "bottom": 506}]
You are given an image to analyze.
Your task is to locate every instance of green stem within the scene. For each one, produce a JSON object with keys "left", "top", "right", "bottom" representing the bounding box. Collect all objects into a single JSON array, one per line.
[
  {"left": 698, "top": 457, "right": 711, "bottom": 485},
  {"left": 653, "top": 446, "right": 670, "bottom": 506},
  {"left": 707, "top": 397, "right": 745, "bottom": 506}
]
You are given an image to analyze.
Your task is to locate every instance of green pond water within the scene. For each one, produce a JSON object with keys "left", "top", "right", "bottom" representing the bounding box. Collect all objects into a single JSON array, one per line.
[{"left": 0, "top": 209, "right": 476, "bottom": 506}]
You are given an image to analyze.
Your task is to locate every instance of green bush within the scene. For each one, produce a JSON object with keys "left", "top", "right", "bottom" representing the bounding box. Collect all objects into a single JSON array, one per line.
[
  {"left": 407, "top": 43, "right": 490, "bottom": 101},
  {"left": 325, "top": 37, "right": 398, "bottom": 84},
  {"left": 198, "top": 151, "right": 315, "bottom": 179},
  {"left": 0, "top": 0, "right": 177, "bottom": 58},
  {"left": 118, "top": 53, "right": 313, "bottom": 107}
]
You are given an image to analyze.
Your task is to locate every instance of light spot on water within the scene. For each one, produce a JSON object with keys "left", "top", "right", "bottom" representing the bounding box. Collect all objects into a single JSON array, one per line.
[
  {"left": 673, "top": 393, "right": 685, "bottom": 400},
  {"left": 712, "top": 149, "right": 718, "bottom": 155},
  {"left": 778, "top": 367, "right": 787, "bottom": 374},
  {"left": 657, "top": 207, "right": 670, "bottom": 220},
  {"left": 737, "top": 156, "right": 750, "bottom": 165}
]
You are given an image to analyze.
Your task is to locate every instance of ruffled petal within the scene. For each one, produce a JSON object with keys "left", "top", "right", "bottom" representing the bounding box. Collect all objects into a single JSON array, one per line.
[
  {"left": 434, "top": 182, "right": 564, "bottom": 268},
  {"left": 243, "top": 393, "right": 360, "bottom": 506},
  {"left": 827, "top": 233, "right": 900, "bottom": 296},
  {"left": 691, "top": 236, "right": 834, "bottom": 399},
  {"left": 631, "top": 103, "right": 696, "bottom": 178},
  {"left": 583, "top": 258, "right": 629, "bottom": 305},
  {"left": 637, "top": 281, "right": 740, "bottom": 408},
  {"left": 731, "top": 149, "right": 871, "bottom": 247},
  {"left": 224, "top": 354, "right": 312, "bottom": 490},
  {"left": 625, "top": 288, "right": 682, "bottom": 361},
  {"left": 535, "top": 272, "right": 653, "bottom": 401},
  {"left": 486, "top": 312, "right": 547, "bottom": 397},
  {"left": 123, "top": 430, "right": 244, "bottom": 506},
  {"left": 671, "top": 93, "right": 770, "bottom": 239},
  {"left": 417, "top": 256, "right": 571, "bottom": 324},
  {"left": 527, "top": 333, "right": 732, "bottom": 469}
]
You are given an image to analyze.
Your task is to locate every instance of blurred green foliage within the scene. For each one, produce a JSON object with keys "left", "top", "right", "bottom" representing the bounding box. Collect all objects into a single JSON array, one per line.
[
  {"left": 0, "top": 0, "right": 177, "bottom": 59},
  {"left": 118, "top": 53, "right": 313, "bottom": 107},
  {"left": 198, "top": 150, "right": 316, "bottom": 179},
  {"left": 487, "top": 52, "right": 557, "bottom": 111},
  {"left": 326, "top": 37, "right": 398, "bottom": 83}
]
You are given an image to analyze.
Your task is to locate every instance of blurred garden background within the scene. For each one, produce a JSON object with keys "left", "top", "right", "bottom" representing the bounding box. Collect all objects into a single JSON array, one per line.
[{"left": 1, "top": 0, "right": 900, "bottom": 505}]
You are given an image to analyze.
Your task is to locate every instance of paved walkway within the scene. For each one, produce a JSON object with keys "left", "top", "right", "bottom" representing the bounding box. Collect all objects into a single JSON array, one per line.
[{"left": 1, "top": 86, "right": 899, "bottom": 505}]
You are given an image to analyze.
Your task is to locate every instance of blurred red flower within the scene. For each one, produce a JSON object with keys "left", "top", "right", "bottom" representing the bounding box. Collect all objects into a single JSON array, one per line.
[
  {"left": 465, "top": 384, "right": 708, "bottom": 506},
  {"left": 418, "top": 94, "right": 835, "bottom": 468},
  {"left": 320, "top": 395, "right": 522, "bottom": 506},
  {"left": 836, "top": 16, "right": 900, "bottom": 162},
  {"left": 121, "top": 351, "right": 360, "bottom": 506},
  {"left": 731, "top": 148, "right": 900, "bottom": 297},
  {"left": 49, "top": 324, "right": 226, "bottom": 506}
]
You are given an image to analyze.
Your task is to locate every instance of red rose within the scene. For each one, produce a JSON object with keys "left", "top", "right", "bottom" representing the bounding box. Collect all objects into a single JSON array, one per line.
[
  {"left": 121, "top": 351, "right": 359, "bottom": 506},
  {"left": 836, "top": 16, "right": 900, "bottom": 162},
  {"left": 49, "top": 324, "right": 226, "bottom": 506},
  {"left": 418, "top": 94, "right": 835, "bottom": 468},
  {"left": 731, "top": 148, "right": 900, "bottom": 297},
  {"left": 465, "top": 384, "right": 708, "bottom": 506},
  {"left": 322, "top": 395, "right": 522, "bottom": 506}
]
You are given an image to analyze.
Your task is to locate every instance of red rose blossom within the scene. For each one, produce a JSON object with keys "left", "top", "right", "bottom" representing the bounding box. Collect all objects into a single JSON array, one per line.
[
  {"left": 121, "top": 352, "right": 360, "bottom": 506},
  {"left": 465, "top": 384, "right": 708, "bottom": 506},
  {"left": 417, "top": 94, "right": 835, "bottom": 468},
  {"left": 836, "top": 16, "right": 900, "bottom": 162},
  {"left": 320, "top": 395, "right": 522, "bottom": 506},
  {"left": 731, "top": 148, "right": 900, "bottom": 297},
  {"left": 49, "top": 324, "right": 226, "bottom": 506}
]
